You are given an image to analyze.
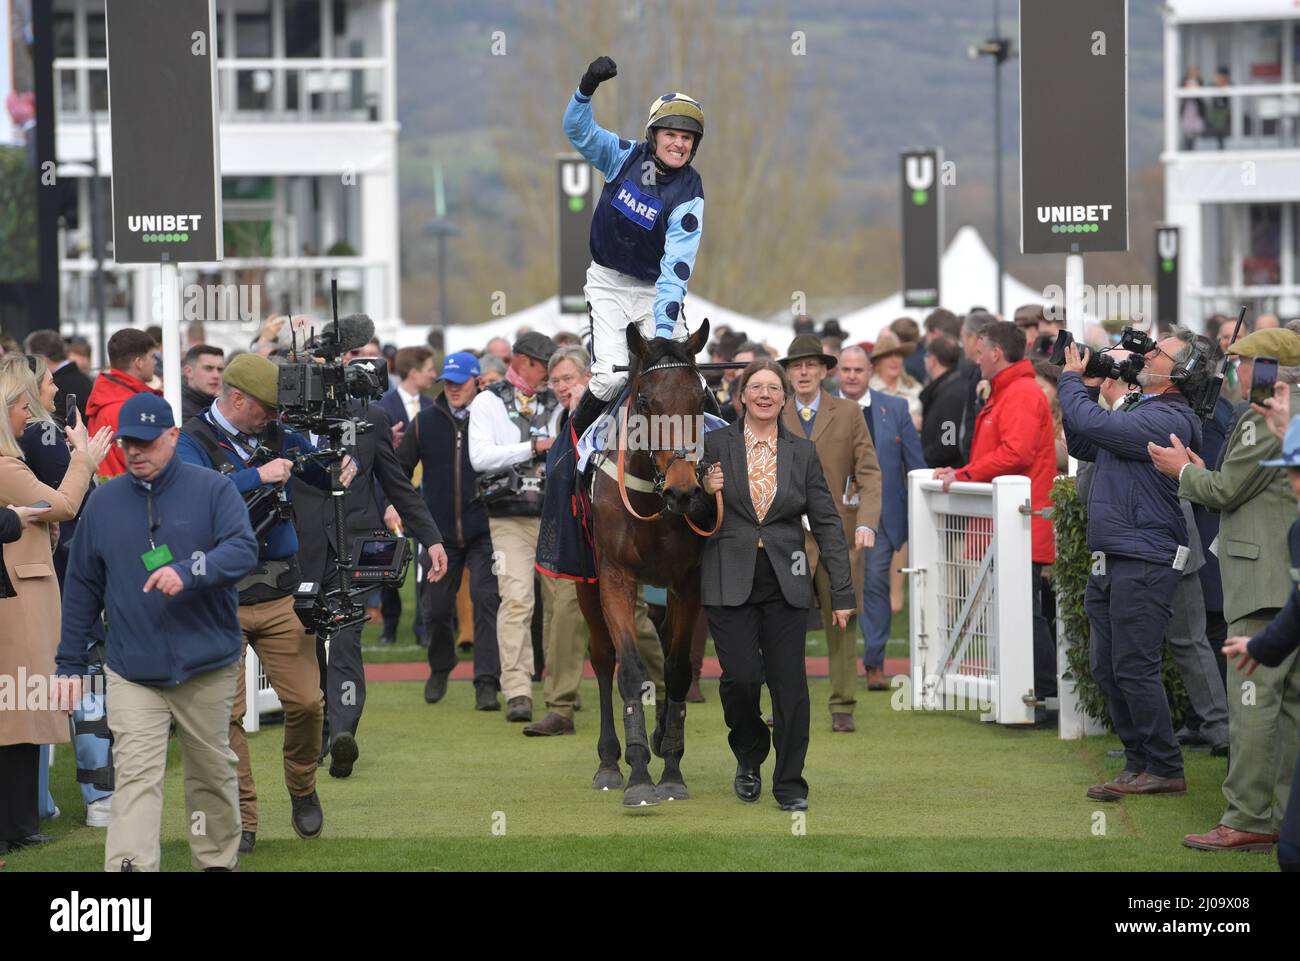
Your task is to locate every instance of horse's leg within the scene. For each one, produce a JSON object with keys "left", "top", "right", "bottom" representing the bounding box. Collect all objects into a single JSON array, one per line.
[
  {"left": 600, "top": 567, "right": 658, "bottom": 807},
  {"left": 576, "top": 581, "right": 623, "bottom": 791},
  {"left": 655, "top": 576, "right": 700, "bottom": 800}
]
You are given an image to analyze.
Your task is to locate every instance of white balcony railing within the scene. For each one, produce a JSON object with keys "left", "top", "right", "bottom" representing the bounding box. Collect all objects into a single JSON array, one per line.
[
  {"left": 54, "top": 57, "right": 392, "bottom": 124},
  {"left": 1175, "top": 84, "right": 1300, "bottom": 151}
]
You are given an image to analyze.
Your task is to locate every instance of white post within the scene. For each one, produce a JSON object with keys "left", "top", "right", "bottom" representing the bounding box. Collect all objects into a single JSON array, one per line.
[
  {"left": 906, "top": 469, "right": 938, "bottom": 711},
  {"left": 991, "top": 476, "right": 1035, "bottom": 724},
  {"left": 159, "top": 262, "right": 183, "bottom": 425},
  {"left": 243, "top": 649, "right": 261, "bottom": 734}
]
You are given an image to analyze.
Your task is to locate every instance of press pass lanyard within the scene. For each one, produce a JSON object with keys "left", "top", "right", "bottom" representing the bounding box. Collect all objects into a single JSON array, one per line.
[{"left": 140, "top": 487, "right": 173, "bottom": 572}]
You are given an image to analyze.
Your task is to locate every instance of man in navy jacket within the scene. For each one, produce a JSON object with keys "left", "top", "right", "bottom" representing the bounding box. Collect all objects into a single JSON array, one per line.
[
  {"left": 1059, "top": 334, "right": 1202, "bottom": 802},
  {"left": 56, "top": 393, "right": 259, "bottom": 872},
  {"left": 838, "top": 345, "right": 926, "bottom": 689},
  {"left": 378, "top": 346, "right": 436, "bottom": 644}
]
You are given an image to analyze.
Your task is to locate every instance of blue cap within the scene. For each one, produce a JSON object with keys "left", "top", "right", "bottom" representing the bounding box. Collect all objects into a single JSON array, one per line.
[
  {"left": 115, "top": 393, "right": 175, "bottom": 442},
  {"left": 1261, "top": 415, "right": 1300, "bottom": 468},
  {"left": 437, "top": 351, "right": 481, "bottom": 384}
]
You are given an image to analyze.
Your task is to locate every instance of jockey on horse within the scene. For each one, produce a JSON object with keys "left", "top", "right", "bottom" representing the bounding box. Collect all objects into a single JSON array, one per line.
[{"left": 537, "top": 54, "right": 718, "bottom": 582}]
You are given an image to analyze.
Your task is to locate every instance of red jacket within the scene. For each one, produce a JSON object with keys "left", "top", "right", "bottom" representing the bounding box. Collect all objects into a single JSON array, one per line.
[
  {"left": 86, "top": 369, "right": 162, "bottom": 477},
  {"left": 955, "top": 359, "right": 1056, "bottom": 564}
]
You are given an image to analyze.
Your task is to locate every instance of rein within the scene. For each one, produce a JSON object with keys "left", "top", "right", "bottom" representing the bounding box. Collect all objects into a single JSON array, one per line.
[{"left": 614, "top": 359, "right": 723, "bottom": 537}]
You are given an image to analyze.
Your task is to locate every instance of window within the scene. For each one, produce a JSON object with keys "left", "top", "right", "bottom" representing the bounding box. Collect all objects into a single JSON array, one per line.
[
  {"left": 285, "top": 0, "right": 323, "bottom": 58},
  {"left": 1247, "top": 204, "right": 1282, "bottom": 285}
]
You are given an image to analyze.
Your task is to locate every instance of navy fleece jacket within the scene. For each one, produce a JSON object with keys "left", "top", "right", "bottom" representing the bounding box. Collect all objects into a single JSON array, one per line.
[{"left": 56, "top": 454, "right": 259, "bottom": 686}]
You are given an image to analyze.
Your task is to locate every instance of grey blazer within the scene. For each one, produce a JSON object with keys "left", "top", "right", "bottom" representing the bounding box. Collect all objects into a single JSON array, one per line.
[{"left": 692, "top": 418, "right": 855, "bottom": 610}]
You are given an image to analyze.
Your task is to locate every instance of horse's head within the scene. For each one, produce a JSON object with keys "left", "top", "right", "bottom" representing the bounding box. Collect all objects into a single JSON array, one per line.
[{"left": 625, "top": 318, "right": 711, "bottom": 516}]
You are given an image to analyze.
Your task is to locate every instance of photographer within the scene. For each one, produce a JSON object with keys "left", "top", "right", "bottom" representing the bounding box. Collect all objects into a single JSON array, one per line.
[
  {"left": 177, "top": 353, "right": 357, "bottom": 853},
  {"left": 1058, "top": 332, "right": 1202, "bottom": 800},
  {"left": 293, "top": 335, "right": 447, "bottom": 779},
  {"left": 468, "top": 332, "right": 562, "bottom": 723}
]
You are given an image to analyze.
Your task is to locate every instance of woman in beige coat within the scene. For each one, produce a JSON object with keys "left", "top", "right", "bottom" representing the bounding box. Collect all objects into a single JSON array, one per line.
[{"left": 0, "top": 362, "right": 110, "bottom": 853}]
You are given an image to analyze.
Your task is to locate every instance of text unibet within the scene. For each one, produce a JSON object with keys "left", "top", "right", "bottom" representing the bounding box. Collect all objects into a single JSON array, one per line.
[{"left": 127, "top": 214, "right": 204, "bottom": 233}]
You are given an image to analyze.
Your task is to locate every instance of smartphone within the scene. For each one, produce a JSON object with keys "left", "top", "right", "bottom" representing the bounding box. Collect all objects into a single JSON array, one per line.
[
  {"left": 1249, "top": 356, "right": 1279, "bottom": 406},
  {"left": 65, "top": 394, "right": 78, "bottom": 426}
]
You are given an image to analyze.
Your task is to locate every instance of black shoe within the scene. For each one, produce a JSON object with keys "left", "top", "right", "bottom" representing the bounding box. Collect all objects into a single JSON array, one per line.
[
  {"left": 475, "top": 684, "right": 501, "bottom": 711},
  {"left": 290, "top": 790, "right": 323, "bottom": 840},
  {"left": 329, "top": 732, "right": 359, "bottom": 778},
  {"left": 1210, "top": 741, "right": 1230, "bottom": 759},
  {"left": 778, "top": 798, "right": 809, "bottom": 812},
  {"left": 238, "top": 831, "right": 256, "bottom": 854},
  {"left": 0, "top": 833, "right": 52, "bottom": 854},
  {"left": 416, "top": 634, "right": 430, "bottom": 650},
  {"left": 569, "top": 389, "right": 608, "bottom": 439},
  {"left": 1175, "top": 725, "right": 1207, "bottom": 746},
  {"left": 378, "top": 634, "right": 396, "bottom": 646},
  {"left": 734, "top": 764, "right": 761, "bottom": 803},
  {"left": 424, "top": 671, "right": 450, "bottom": 704}
]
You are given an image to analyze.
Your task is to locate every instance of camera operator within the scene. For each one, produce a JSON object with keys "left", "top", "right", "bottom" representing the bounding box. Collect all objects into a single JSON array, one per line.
[
  {"left": 177, "top": 353, "right": 357, "bottom": 853},
  {"left": 1058, "top": 332, "right": 1202, "bottom": 801},
  {"left": 468, "top": 332, "right": 562, "bottom": 723},
  {"left": 292, "top": 331, "right": 447, "bottom": 780}
]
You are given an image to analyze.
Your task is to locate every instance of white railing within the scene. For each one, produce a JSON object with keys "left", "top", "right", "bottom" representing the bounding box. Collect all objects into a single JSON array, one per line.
[
  {"left": 1173, "top": 85, "right": 1300, "bottom": 151},
  {"left": 54, "top": 57, "right": 391, "bottom": 124},
  {"left": 242, "top": 648, "right": 282, "bottom": 734},
  {"left": 906, "top": 471, "right": 1036, "bottom": 725}
]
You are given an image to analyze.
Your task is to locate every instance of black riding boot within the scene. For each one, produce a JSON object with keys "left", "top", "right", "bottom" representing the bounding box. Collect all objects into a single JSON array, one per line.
[{"left": 569, "top": 389, "right": 608, "bottom": 439}]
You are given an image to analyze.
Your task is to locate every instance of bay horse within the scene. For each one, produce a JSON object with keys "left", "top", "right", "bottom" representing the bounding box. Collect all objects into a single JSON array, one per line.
[{"left": 575, "top": 319, "right": 721, "bottom": 807}]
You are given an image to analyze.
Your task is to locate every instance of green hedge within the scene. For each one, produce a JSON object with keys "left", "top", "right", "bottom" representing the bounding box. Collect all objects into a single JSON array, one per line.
[{"left": 1048, "top": 476, "right": 1189, "bottom": 728}]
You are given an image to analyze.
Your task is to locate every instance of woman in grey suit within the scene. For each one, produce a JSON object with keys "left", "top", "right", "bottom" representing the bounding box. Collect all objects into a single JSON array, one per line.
[{"left": 692, "top": 359, "right": 855, "bottom": 810}]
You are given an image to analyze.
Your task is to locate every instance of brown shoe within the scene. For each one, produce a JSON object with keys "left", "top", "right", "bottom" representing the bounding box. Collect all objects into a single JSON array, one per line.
[
  {"left": 866, "top": 667, "right": 889, "bottom": 691},
  {"left": 522, "top": 712, "right": 574, "bottom": 737},
  {"left": 685, "top": 678, "right": 705, "bottom": 703},
  {"left": 1095, "top": 771, "right": 1186, "bottom": 801},
  {"left": 505, "top": 696, "right": 533, "bottom": 723},
  {"left": 831, "top": 713, "right": 856, "bottom": 733},
  {"left": 1087, "top": 769, "right": 1139, "bottom": 801},
  {"left": 1183, "top": 824, "right": 1278, "bottom": 853}
]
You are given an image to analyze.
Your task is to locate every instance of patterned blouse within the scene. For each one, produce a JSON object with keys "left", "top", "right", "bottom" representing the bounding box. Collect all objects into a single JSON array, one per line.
[{"left": 743, "top": 424, "right": 778, "bottom": 533}]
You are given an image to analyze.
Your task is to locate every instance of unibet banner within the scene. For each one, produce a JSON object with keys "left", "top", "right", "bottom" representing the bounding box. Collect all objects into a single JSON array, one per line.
[
  {"left": 106, "top": 0, "right": 222, "bottom": 264},
  {"left": 558, "top": 155, "right": 598, "bottom": 314},
  {"left": 901, "top": 149, "right": 942, "bottom": 308},
  {"left": 1019, "top": 0, "right": 1128, "bottom": 255},
  {"left": 1155, "top": 226, "right": 1179, "bottom": 327}
]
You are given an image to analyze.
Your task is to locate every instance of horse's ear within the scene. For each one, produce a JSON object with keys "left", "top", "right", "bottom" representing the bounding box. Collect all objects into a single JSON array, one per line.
[
  {"left": 685, "top": 318, "right": 710, "bottom": 358},
  {"left": 626, "top": 321, "right": 646, "bottom": 360}
]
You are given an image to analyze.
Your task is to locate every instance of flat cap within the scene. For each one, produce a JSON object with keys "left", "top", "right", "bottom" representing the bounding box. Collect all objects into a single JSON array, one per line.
[
  {"left": 223, "top": 353, "right": 279, "bottom": 407},
  {"left": 1227, "top": 329, "right": 1300, "bottom": 366}
]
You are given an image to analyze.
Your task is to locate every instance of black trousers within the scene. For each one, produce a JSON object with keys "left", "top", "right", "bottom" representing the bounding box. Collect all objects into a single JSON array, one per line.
[
  {"left": 705, "top": 550, "right": 810, "bottom": 804},
  {"left": 1085, "top": 556, "right": 1183, "bottom": 779},
  {"left": 1032, "top": 563, "right": 1058, "bottom": 700},
  {"left": 381, "top": 544, "right": 429, "bottom": 642},
  {"left": 0, "top": 742, "right": 40, "bottom": 842},
  {"left": 422, "top": 533, "right": 502, "bottom": 688}
]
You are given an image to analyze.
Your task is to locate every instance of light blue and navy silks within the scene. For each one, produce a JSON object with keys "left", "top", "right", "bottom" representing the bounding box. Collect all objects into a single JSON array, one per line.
[{"left": 564, "top": 88, "right": 704, "bottom": 339}]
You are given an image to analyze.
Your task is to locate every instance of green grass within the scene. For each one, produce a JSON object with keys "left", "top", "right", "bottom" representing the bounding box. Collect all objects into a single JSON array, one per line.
[{"left": 6, "top": 676, "right": 1273, "bottom": 872}]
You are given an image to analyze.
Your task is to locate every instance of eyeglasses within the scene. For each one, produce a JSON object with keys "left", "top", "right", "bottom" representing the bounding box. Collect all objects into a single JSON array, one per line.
[{"left": 744, "top": 383, "right": 785, "bottom": 396}]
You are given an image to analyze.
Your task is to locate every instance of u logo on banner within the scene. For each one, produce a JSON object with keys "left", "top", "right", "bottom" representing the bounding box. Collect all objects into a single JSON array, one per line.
[
  {"left": 1157, "top": 229, "right": 1178, "bottom": 260},
  {"left": 905, "top": 155, "right": 935, "bottom": 191},
  {"left": 562, "top": 163, "right": 591, "bottom": 198}
]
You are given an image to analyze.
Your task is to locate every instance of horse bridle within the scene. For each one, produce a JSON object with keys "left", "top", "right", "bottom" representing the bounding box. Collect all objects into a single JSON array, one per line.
[{"left": 615, "top": 357, "right": 722, "bottom": 536}]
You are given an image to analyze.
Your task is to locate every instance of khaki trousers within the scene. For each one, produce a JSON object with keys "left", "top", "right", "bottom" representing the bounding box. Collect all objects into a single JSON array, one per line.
[
  {"left": 539, "top": 576, "right": 665, "bottom": 719},
  {"left": 231, "top": 594, "right": 324, "bottom": 832},
  {"left": 490, "top": 516, "right": 543, "bottom": 700},
  {"left": 816, "top": 560, "right": 860, "bottom": 717},
  {"left": 104, "top": 662, "right": 241, "bottom": 872},
  {"left": 1222, "top": 614, "right": 1300, "bottom": 835}
]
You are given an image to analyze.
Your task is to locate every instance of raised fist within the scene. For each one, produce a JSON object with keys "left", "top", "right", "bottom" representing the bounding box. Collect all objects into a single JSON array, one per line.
[{"left": 579, "top": 56, "right": 618, "bottom": 97}]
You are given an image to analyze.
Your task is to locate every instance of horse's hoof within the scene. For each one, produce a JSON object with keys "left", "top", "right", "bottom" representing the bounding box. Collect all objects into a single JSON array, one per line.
[
  {"left": 622, "top": 782, "right": 660, "bottom": 808},
  {"left": 592, "top": 767, "right": 624, "bottom": 791},
  {"left": 656, "top": 781, "right": 689, "bottom": 801}
]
